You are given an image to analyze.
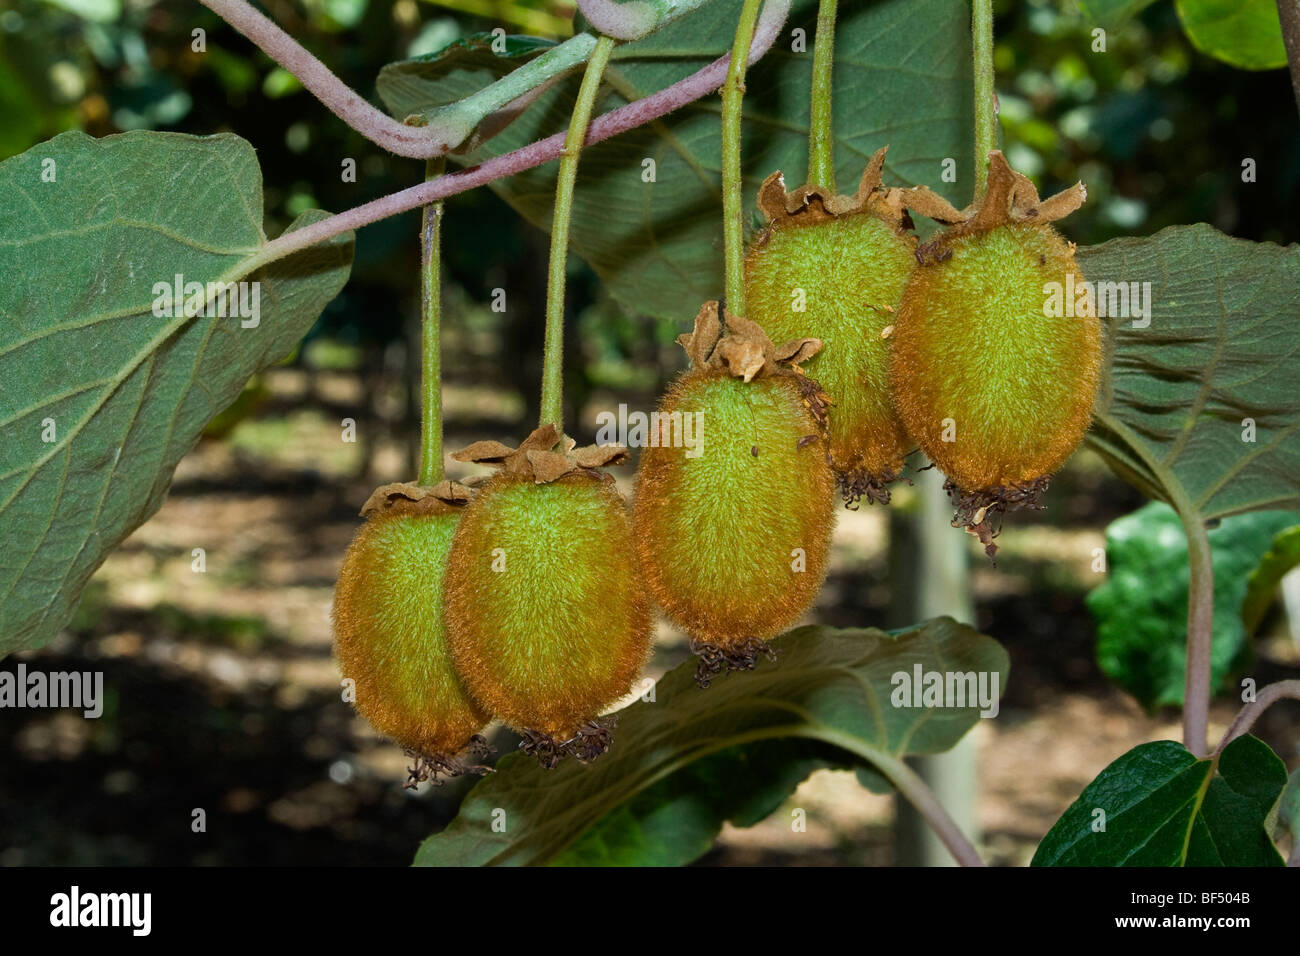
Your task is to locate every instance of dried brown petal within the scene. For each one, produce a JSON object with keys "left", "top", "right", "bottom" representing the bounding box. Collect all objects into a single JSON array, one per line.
[
  {"left": 772, "top": 336, "right": 822, "bottom": 366},
  {"left": 358, "top": 479, "right": 473, "bottom": 518},
  {"left": 897, "top": 186, "right": 965, "bottom": 224},
  {"left": 518, "top": 423, "right": 563, "bottom": 454},
  {"left": 754, "top": 146, "right": 913, "bottom": 233},
  {"left": 450, "top": 439, "right": 517, "bottom": 465},
  {"left": 449, "top": 424, "right": 627, "bottom": 485},
  {"left": 677, "top": 300, "right": 822, "bottom": 380},
  {"left": 571, "top": 444, "right": 631, "bottom": 469},
  {"left": 902, "top": 150, "right": 1087, "bottom": 245},
  {"left": 676, "top": 300, "right": 724, "bottom": 369},
  {"left": 525, "top": 449, "right": 574, "bottom": 484}
]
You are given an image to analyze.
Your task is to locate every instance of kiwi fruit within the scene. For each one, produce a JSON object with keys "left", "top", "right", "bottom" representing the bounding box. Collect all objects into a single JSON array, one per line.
[
  {"left": 332, "top": 483, "right": 491, "bottom": 783},
  {"left": 891, "top": 151, "right": 1099, "bottom": 554},
  {"left": 745, "top": 147, "right": 918, "bottom": 505},
  {"left": 443, "top": 427, "right": 651, "bottom": 765},
  {"left": 633, "top": 302, "right": 836, "bottom": 684}
]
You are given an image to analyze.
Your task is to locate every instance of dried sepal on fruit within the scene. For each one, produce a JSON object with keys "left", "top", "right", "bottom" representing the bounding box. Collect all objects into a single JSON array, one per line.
[
  {"left": 634, "top": 301, "right": 836, "bottom": 686},
  {"left": 891, "top": 151, "right": 1099, "bottom": 556},
  {"left": 745, "top": 146, "right": 919, "bottom": 506},
  {"left": 443, "top": 424, "right": 651, "bottom": 767},
  {"left": 333, "top": 480, "right": 494, "bottom": 788}
]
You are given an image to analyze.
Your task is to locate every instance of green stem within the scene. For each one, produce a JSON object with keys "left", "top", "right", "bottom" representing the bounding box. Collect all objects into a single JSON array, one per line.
[
  {"left": 971, "top": 0, "right": 996, "bottom": 202},
  {"left": 418, "top": 157, "right": 446, "bottom": 486},
  {"left": 1182, "top": 514, "right": 1214, "bottom": 757},
  {"left": 721, "top": 0, "right": 764, "bottom": 318},
  {"left": 807, "top": 0, "right": 838, "bottom": 191},
  {"left": 539, "top": 34, "right": 617, "bottom": 431}
]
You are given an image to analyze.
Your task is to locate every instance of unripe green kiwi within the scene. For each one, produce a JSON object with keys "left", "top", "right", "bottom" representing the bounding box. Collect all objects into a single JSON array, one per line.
[
  {"left": 746, "top": 204, "right": 916, "bottom": 500},
  {"left": 633, "top": 368, "right": 836, "bottom": 648},
  {"left": 333, "top": 510, "right": 488, "bottom": 758},
  {"left": 890, "top": 222, "right": 1101, "bottom": 496},
  {"left": 444, "top": 472, "right": 651, "bottom": 743}
]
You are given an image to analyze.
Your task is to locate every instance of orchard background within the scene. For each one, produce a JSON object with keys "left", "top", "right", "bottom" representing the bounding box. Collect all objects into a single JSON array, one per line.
[{"left": 1, "top": 0, "right": 1298, "bottom": 865}]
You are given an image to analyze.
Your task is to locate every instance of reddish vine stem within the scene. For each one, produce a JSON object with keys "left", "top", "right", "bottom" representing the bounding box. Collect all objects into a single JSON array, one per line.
[
  {"left": 241, "top": 0, "right": 792, "bottom": 274},
  {"left": 197, "top": 0, "right": 453, "bottom": 158},
  {"left": 577, "top": 0, "right": 660, "bottom": 39},
  {"left": 1213, "top": 679, "right": 1300, "bottom": 755}
]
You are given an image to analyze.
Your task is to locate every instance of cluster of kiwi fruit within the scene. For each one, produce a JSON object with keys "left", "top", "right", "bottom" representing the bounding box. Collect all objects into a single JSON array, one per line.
[
  {"left": 744, "top": 147, "right": 1100, "bottom": 548},
  {"left": 331, "top": 146, "right": 1101, "bottom": 781},
  {"left": 332, "top": 427, "right": 651, "bottom": 782}
]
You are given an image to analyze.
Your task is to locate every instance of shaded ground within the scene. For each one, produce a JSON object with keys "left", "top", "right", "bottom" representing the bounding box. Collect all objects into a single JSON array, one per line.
[{"left": 2, "top": 366, "right": 1296, "bottom": 866}]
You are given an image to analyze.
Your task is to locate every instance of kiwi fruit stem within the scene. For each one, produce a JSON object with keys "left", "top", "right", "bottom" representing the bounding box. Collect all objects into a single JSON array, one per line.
[
  {"left": 419, "top": 156, "right": 446, "bottom": 486},
  {"left": 807, "top": 0, "right": 838, "bottom": 192},
  {"left": 539, "top": 35, "right": 616, "bottom": 432},
  {"left": 971, "top": 0, "right": 996, "bottom": 203},
  {"left": 721, "top": 0, "right": 763, "bottom": 317}
]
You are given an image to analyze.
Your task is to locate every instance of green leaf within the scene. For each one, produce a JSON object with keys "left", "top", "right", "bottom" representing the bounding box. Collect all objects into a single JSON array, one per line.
[
  {"left": 1032, "top": 735, "right": 1287, "bottom": 866},
  {"left": 379, "top": 0, "right": 972, "bottom": 321},
  {"left": 1242, "top": 525, "right": 1300, "bottom": 634},
  {"left": 1175, "top": 0, "right": 1288, "bottom": 71},
  {"left": 415, "top": 618, "right": 1008, "bottom": 866},
  {"left": 1277, "top": 768, "right": 1300, "bottom": 859},
  {"left": 0, "top": 130, "right": 353, "bottom": 656},
  {"left": 378, "top": 31, "right": 584, "bottom": 154},
  {"left": 553, "top": 739, "right": 857, "bottom": 866},
  {"left": 1087, "top": 503, "right": 1300, "bottom": 708},
  {"left": 377, "top": 32, "right": 557, "bottom": 125},
  {"left": 1080, "top": 225, "right": 1300, "bottom": 524}
]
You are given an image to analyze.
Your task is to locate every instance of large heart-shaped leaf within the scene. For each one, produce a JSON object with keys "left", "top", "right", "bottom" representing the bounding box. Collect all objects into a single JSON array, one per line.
[
  {"left": 0, "top": 130, "right": 354, "bottom": 655},
  {"left": 1080, "top": 225, "right": 1300, "bottom": 525},
  {"left": 414, "top": 618, "right": 1007, "bottom": 866},
  {"left": 1087, "top": 502, "right": 1300, "bottom": 708},
  {"left": 378, "top": 0, "right": 972, "bottom": 322},
  {"left": 1032, "top": 735, "right": 1287, "bottom": 866}
]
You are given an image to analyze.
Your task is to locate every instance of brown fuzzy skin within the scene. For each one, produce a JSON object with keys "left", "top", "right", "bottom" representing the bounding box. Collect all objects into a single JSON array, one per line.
[
  {"left": 333, "top": 512, "right": 489, "bottom": 756},
  {"left": 890, "top": 222, "right": 1102, "bottom": 493},
  {"left": 443, "top": 472, "right": 652, "bottom": 739},
  {"left": 633, "top": 369, "right": 836, "bottom": 645}
]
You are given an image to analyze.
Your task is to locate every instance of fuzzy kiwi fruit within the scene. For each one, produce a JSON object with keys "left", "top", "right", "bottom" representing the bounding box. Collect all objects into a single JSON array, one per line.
[
  {"left": 333, "top": 488, "right": 490, "bottom": 777},
  {"left": 633, "top": 303, "right": 836, "bottom": 683},
  {"left": 443, "top": 431, "right": 651, "bottom": 763},
  {"left": 891, "top": 151, "right": 1100, "bottom": 553},
  {"left": 745, "top": 148, "right": 918, "bottom": 504}
]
